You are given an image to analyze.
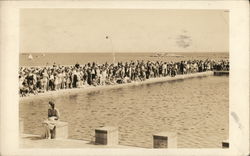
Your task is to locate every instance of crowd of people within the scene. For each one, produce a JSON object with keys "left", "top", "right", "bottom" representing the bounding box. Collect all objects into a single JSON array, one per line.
[{"left": 19, "top": 59, "right": 229, "bottom": 97}]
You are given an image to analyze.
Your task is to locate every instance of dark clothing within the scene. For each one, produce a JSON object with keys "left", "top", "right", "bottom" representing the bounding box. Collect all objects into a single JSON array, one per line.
[
  {"left": 26, "top": 75, "right": 34, "bottom": 85},
  {"left": 48, "top": 108, "right": 60, "bottom": 119},
  {"left": 180, "top": 63, "right": 184, "bottom": 74},
  {"left": 72, "top": 74, "right": 78, "bottom": 88}
]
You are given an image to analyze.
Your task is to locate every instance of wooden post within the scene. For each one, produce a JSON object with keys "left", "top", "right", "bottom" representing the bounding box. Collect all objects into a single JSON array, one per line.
[
  {"left": 95, "top": 126, "right": 118, "bottom": 145},
  {"left": 153, "top": 132, "right": 177, "bottom": 148}
]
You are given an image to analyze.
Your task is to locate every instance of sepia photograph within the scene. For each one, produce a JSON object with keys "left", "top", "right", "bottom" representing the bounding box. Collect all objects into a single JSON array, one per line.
[
  {"left": 0, "top": 1, "right": 249, "bottom": 156},
  {"left": 19, "top": 8, "right": 229, "bottom": 149}
]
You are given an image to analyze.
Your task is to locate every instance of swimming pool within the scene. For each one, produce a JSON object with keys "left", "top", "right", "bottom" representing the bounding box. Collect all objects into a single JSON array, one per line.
[{"left": 20, "top": 75, "right": 229, "bottom": 148}]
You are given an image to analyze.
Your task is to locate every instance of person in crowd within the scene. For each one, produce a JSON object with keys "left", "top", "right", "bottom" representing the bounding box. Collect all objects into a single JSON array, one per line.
[{"left": 19, "top": 59, "right": 229, "bottom": 97}]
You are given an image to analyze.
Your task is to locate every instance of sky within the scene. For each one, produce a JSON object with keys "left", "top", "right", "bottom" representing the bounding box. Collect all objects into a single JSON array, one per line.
[{"left": 20, "top": 9, "right": 229, "bottom": 53}]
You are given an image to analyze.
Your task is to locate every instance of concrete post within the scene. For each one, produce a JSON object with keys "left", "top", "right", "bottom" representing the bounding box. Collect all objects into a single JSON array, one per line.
[
  {"left": 153, "top": 132, "right": 177, "bottom": 148},
  {"left": 42, "top": 121, "right": 68, "bottom": 139},
  {"left": 55, "top": 121, "right": 68, "bottom": 139},
  {"left": 222, "top": 139, "right": 229, "bottom": 148},
  {"left": 95, "top": 126, "right": 118, "bottom": 145}
]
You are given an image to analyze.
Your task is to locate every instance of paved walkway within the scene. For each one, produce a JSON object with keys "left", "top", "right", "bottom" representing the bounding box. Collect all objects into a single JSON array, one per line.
[
  {"left": 20, "top": 134, "right": 142, "bottom": 148},
  {"left": 20, "top": 71, "right": 214, "bottom": 102}
]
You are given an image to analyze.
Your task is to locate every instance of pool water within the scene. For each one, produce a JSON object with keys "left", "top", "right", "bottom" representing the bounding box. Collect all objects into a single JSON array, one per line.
[{"left": 20, "top": 75, "right": 229, "bottom": 148}]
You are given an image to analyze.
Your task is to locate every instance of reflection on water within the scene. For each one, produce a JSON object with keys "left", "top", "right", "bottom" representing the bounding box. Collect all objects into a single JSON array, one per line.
[{"left": 20, "top": 76, "right": 229, "bottom": 148}]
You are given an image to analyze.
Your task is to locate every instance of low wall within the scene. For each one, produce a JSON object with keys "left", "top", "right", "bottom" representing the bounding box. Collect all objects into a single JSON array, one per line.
[{"left": 214, "top": 71, "right": 229, "bottom": 76}]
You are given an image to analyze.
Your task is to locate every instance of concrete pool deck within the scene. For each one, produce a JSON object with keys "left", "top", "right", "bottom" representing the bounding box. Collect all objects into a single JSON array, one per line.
[
  {"left": 19, "top": 71, "right": 215, "bottom": 102},
  {"left": 20, "top": 134, "right": 142, "bottom": 148}
]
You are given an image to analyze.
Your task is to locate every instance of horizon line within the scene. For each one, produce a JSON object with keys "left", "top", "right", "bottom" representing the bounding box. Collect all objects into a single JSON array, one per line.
[{"left": 20, "top": 51, "right": 229, "bottom": 54}]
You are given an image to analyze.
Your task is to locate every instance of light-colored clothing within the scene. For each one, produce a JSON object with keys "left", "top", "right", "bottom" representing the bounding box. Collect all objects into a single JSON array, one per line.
[{"left": 43, "top": 108, "right": 60, "bottom": 139}]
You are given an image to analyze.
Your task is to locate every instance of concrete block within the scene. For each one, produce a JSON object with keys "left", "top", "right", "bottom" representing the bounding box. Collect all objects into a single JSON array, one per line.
[
  {"left": 42, "top": 121, "right": 68, "bottom": 139},
  {"left": 95, "top": 126, "right": 118, "bottom": 145},
  {"left": 222, "top": 139, "right": 229, "bottom": 148},
  {"left": 153, "top": 132, "right": 177, "bottom": 148},
  {"left": 55, "top": 121, "right": 68, "bottom": 139}
]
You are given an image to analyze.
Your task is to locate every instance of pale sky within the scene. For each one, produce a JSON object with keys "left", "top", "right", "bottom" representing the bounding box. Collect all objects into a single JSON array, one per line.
[{"left": 20, "top": 9, "right": 229, "bottom": 53}]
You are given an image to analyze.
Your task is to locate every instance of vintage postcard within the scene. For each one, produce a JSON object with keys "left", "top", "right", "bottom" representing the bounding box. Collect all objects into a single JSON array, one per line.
[{"left": 0, "top": 1, "right": 249, "bottom": 156}]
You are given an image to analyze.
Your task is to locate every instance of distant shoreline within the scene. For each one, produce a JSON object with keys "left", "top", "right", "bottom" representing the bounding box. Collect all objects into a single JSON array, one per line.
[
  {"left": 19, "top": 52, "right": 229, "bottom": 67},
  {"left": 19, "top": 71, "right": 214, "bottom": 102}
]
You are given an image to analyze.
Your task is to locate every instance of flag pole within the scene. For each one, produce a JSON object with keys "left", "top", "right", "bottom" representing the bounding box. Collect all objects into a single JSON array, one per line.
[{"left": 106, "top": 35, "right": 115, "bottom": 64}]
